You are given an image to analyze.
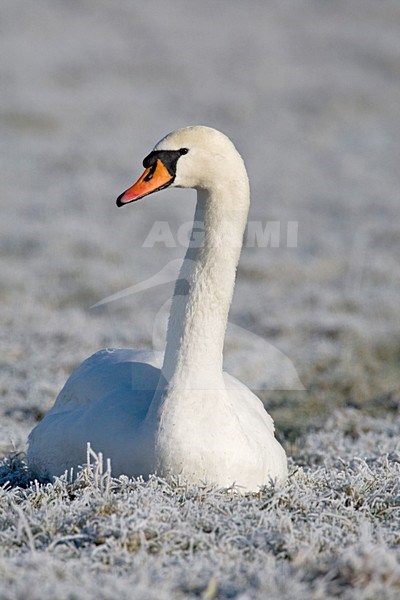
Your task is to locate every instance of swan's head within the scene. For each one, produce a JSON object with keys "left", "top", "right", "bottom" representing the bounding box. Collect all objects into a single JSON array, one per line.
[{"left": 116, "top": 126, "right": 248, "bottom": 206}]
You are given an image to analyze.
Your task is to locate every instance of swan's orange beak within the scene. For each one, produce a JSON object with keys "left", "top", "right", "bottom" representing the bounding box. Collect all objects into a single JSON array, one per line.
[{"left": 116, "top": 159, "right": 173, "bottom": 206}]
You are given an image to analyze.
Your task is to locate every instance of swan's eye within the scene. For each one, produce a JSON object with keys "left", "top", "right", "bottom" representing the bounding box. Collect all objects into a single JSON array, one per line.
[
  {"left": 142, "top": 149, "right": 187, "bottom": 179},
  {"left": 144, "top": 164, "right": 156, "bottom": 182}
]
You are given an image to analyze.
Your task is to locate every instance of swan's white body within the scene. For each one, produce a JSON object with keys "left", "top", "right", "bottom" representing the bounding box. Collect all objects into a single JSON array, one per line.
[{"left": 28, "top": 126, "right": 288, "bottom": 491}]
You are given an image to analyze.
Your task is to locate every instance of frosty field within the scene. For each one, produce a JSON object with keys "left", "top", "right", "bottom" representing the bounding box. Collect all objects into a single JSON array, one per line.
[{"left": 1, "top": 1, "right": 399, "bottom": 598}]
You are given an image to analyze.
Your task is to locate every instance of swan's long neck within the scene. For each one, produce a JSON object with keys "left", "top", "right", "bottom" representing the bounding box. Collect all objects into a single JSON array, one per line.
[{"left": 161, "top": 178, "right": 249, "bottom": 390}]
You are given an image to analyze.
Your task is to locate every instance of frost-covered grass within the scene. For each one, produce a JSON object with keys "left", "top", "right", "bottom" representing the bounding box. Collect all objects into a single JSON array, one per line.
[{"left": 0, "top": 412, "right": 399, "bottom": 599}]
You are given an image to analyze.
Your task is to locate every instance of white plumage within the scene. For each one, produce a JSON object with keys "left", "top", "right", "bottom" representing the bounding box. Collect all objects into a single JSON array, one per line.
[{"left": 28, "top": 126, "right": 288, "bottom": 491}]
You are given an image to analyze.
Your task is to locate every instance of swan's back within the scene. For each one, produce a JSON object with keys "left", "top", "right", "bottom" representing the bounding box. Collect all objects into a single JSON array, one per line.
[{"left": 28, "top": 349, "right": 162, "bottom": 479}]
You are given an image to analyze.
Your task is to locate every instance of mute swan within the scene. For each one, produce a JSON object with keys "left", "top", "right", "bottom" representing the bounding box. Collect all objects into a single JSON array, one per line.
[{"left": 28, "top": 126, "right": 288, "bottom": 491}]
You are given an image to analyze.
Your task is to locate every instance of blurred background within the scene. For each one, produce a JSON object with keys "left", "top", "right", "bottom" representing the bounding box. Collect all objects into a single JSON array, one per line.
[{"left": 1, "top": 0, "right": 399, "bottom": 453}]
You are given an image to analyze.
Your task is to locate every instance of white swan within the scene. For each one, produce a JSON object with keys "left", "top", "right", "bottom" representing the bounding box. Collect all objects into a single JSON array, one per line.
[{"left": 28, "top": 126, "right": 288, "bottom": 491}]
